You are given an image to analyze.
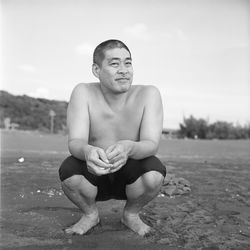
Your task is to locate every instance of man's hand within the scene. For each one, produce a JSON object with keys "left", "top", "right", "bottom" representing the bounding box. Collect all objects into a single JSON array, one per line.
[
  {"left": 85, "top": 146, "right": 113, "bottom": 176},
  {"left": 105, "top": 140, "right": 132, "bottom": 173}
]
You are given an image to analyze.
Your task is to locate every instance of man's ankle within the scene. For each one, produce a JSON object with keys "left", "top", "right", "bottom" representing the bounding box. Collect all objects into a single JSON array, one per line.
[
  {"left": 84, "top": 207, "right": 99, "bottom": 217},
  {"left": 123, "top": 209, "right": 140, "bottom": 218}
]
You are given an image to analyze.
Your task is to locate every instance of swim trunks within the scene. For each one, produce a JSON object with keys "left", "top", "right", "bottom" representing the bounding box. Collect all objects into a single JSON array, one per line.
[{"left": 59, "top": 155, "right": 166, "bottom": 201}]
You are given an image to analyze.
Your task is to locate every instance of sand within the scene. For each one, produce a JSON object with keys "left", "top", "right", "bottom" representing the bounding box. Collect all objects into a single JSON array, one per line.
[{"left": 1, "top": 131, "right": 250, "bottom": 249}]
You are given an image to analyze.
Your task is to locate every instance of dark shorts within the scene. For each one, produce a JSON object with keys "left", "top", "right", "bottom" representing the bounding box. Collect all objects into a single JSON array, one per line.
[{"left": 59, "top": 155, "right": 166, "bottom": 201}]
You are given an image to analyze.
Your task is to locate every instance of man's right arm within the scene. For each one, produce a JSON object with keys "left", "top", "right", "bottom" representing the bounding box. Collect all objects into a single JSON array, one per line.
[
  {"left": 67, "top": 83, "right": 112, "bottom": 175},
  {"left": 67, "top": 83, "right": 91, "bottom": 160}
]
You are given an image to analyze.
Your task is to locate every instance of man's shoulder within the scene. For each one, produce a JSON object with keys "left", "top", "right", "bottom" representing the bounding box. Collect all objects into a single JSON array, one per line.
[
  {"left": 72, "top": 82, "right": 100, "bottom": 95},
  {"left": 132, "top": 85, "right": 160, "bottom": 97},
  {"left": 69, "top": 83, "right": 100, "bottom": 104},
  {"left": 73, "top": 82, "right": 99, "bottom": 91}
]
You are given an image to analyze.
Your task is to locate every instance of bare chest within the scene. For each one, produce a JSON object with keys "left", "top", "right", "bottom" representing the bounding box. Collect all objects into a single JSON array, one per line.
[{"left": 88, "top": 101, "right": 144, "bottom": 147}]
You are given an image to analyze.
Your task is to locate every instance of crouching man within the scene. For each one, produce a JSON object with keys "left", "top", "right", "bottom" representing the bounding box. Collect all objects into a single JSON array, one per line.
[{"left": 59, "top": 39, "right": 166, "bottom": 236}]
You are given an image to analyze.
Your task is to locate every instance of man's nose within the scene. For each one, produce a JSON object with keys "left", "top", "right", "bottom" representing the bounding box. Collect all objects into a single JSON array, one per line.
[{"left": 117, "top": 64, "right": 128, "bottom": 74}]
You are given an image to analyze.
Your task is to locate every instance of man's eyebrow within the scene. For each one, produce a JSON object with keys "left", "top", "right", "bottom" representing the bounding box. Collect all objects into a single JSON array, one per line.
[{"left": 108, "top": 57, "right": 132, "bottom": 61}]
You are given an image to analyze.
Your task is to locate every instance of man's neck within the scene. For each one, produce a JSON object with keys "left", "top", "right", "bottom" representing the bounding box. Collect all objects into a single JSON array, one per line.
[{"left": 99, "top": 84, "right": 129, "bottom": 112}]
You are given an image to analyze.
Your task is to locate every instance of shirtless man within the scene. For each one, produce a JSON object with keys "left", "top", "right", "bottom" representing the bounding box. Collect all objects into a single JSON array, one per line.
[{"left": 59, "top": 39, "right": 166, "bottom": 236}]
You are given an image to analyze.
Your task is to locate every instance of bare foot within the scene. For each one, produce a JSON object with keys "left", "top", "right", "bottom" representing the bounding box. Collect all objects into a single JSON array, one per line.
[
  {"left": 121, "top": 212, "right": 151, "bottom": 236},
  {"left": 65, "top": 212, "right": 100, "bottom": 235}
]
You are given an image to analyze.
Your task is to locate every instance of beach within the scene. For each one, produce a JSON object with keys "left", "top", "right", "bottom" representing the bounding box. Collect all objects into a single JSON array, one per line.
[{"left": 1, "top": 130, "right": 250, "bottom": 249}]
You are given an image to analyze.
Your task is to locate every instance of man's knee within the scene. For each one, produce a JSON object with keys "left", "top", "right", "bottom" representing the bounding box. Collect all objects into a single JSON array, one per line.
[
  {"left": 142, "top": 171, "right": 164, "bottom": 193},
  {"left": 62, "top": 175, "right": 83, "bottom": 190}
]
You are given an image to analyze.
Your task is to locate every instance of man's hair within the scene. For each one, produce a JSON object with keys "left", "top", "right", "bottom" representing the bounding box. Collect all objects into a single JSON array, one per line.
[{"left": 93, "top": 39, "right": 131, "bottom": 66}]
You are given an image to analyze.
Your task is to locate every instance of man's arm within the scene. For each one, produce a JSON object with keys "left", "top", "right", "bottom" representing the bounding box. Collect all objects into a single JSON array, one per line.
[
  {"left": 67, "top": 83, "right": 112, "bottom": 175},
  {"left": 67, "top": 83, "right": 90, "bottom": 160},
  {"left": 106, "top": 86, "right": 163, "bottom": 172},
  {"left": 127, "top": 85, "right": 163, "bottom": 159}
]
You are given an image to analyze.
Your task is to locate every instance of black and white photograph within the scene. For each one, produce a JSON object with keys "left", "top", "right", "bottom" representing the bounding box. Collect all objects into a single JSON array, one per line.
[{"left": 1, "top": 0, "right": 249, "bottom": 249}]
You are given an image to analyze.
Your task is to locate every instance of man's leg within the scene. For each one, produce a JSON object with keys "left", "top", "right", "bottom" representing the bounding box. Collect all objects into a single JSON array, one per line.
[
  {"left": 122, "top": 171, "right": 164, "bottom": 236},
  {"left": 61, "top": 175, "right": 99, "bottom": 235}
]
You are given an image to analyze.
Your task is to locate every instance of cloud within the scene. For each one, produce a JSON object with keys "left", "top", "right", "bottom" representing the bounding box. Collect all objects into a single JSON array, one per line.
[
  {"left": 124, "top": 23, "right": 151, "bottom": 40},
  {"left": 17, "top": 64, "right": 36, "bottom": 72},
  {"left": 158, "top": 31, "right": 174, "bottom": 39},
  {"left": 123, "top": 24, "right": 187, "bottom": 42},
  {"left": 176, "top": 29, "right": 188, "bottom": 41},
  {"left": 29, "top": 87, "right": 50, "bottom": 99},
  {"left": 75, "top": 43, "right": 95, "bottom": 56}
]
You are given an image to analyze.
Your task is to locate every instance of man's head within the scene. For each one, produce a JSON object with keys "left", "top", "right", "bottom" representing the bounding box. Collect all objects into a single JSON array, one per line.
[
  {"left": 92, "top": 39, "right": 133, "bottom": 94},
  {"left": 93, "top": 39, "right": 131, "bottom": 67}
]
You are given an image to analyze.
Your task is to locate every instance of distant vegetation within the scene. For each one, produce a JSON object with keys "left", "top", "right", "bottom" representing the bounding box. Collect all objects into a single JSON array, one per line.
[
  {"left": 178, "top": 115, "right": 250, "bottom": 139},
  {"left": 1, "top": 91, "right": 249, "bottom": 139},
  {"left": 0, "top": 91, "right": 67, "bottom": 133}
]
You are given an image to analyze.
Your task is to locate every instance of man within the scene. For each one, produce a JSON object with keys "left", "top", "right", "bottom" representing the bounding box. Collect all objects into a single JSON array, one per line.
[{"left": 59, "top": 39, "right": 166, "bottom": 236}]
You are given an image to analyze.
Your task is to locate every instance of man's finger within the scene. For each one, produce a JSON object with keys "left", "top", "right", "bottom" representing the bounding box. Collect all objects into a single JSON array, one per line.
[
  {"left": 95, "top": 166, "right": 111, "bottom": 175},
  {"left": 98, "top": 149, "right": 110, "bottom": 164},
  {"left": 87, "top": 163, "right": 97, "bottom": 175},
  {"left": 87, "top": 163, "right": 110, "bottom": 176},
  {"left": 105, "top": 144, "right": 116, "bottom": 155},
  {"left": 109, "top": 154, "right": 122, "bottom": 164},
  {"left": 109, "top": 160, "right": 124, "bottom": 173},
  {"left": 93, "top": 159, "right": 112, "bottom": 169},
  {"left": 113, "top": 159, "right": 125, "bottom": 168},
  {"left": 106, "top": 148, "right": 120, "bottom": 160}
]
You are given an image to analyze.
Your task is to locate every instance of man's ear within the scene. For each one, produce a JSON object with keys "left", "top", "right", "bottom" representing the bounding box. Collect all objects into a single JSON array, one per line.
[{"left": 92, "top": 63, "right": 100, "bottom": 78}]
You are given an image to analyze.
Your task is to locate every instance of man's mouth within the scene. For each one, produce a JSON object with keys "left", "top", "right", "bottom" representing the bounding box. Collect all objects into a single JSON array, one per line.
[{"left": 116, "top": 78, "right": 130, "bottom": 81}]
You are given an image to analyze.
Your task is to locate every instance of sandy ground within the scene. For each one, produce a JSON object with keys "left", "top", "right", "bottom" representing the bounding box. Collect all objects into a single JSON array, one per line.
[{"left": 1, "top": 131, "right": 250, "bottom": 249}]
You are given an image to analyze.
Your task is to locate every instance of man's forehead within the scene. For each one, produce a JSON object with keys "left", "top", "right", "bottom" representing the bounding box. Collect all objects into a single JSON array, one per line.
[{"left": 104, "top": 48, "right": 131, "bottom": 60}]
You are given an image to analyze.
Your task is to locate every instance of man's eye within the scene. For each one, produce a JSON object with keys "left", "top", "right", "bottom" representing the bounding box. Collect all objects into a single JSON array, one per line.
[
  {"left": 126, "top": 62, "right": 132, "bottom": 66},
  {"left": 110, "top": 62, "right": 119, "bottom": 66}
]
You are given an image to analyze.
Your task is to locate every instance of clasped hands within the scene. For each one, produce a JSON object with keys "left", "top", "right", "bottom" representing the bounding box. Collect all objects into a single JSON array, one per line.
[{"left": 85, "top": 140, "right": 131, "bottom": 176}]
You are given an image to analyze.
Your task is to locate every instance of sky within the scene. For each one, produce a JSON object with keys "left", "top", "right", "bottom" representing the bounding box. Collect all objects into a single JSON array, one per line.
[{"left": 1, "top": 0, "right": 249, "bottom": 129}]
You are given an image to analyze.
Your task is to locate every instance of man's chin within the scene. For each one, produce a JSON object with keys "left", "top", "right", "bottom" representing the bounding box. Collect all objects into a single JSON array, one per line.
[{"left": 117, "top": 84, "right": 131, "bottom": 93}]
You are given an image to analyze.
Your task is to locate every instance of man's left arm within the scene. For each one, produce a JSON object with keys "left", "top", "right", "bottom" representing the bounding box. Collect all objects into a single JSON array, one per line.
[
  {"left": 126, "top": 85, "right": 163, "bottom": 159},
  {"left": 106, "top": 86, "right": 163, "bottom": 171}
]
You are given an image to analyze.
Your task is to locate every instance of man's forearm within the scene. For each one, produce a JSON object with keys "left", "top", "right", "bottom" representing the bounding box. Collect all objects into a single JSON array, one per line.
[
  {"left": 68, "top": 139, "right": 93, "bottom": 161},
  {"left": 125, "top": 140, "right": 159, "bottom": 160}
]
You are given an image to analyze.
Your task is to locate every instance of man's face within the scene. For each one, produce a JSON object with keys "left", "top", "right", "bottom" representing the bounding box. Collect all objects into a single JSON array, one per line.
[{"left": 95, "top": 48, "right": 133, "bottom": 94}]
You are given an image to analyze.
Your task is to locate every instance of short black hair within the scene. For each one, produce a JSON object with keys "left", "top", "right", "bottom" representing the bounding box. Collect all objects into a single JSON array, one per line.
[{"left": 93, "top": 39, "right": 131, "bottom": 66}]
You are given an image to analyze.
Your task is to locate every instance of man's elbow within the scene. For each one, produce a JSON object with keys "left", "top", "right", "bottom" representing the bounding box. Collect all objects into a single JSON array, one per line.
[
  {"left": 68, "top": 145, "right": 75, "bottom": 156},
  {"left": 148, "top": 140, "right": 159, "bottom": 155},
  {"left": 67, "top": 138, "right": 82, "bottom": 155},
  {"left": 68, "top": 140, "right": 75, "bottom": 155}
]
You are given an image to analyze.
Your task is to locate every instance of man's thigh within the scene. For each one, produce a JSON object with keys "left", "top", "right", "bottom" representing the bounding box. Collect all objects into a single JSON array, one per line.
[
  {"left": 59, "top": 156, "right": 113, "bottom": 201},
  {"left": 59, "top": 155, "right": 166, "bottom": 201},
  {"left": 112, "top": 156, "right": 166, "bottom": 199}
]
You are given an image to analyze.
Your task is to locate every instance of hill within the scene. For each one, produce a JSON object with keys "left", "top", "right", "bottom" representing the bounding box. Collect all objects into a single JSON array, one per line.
[{"left": 0, "top": 91, "right": 68, "bottom": 133}]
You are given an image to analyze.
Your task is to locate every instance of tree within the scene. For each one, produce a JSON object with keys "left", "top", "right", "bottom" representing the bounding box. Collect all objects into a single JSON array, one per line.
[
  {"left": 179, "top": 115, "right": 209, "bottom": 139},
  {"left": 0, "top": 91, "right": 67, "bottom": 132},
  {"left": 178, "top": 115, "right": 249, "bottom": 139}
]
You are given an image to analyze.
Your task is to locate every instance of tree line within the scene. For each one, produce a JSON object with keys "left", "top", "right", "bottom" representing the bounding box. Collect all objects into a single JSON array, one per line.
[
  {"left": 178, "top": 115, "right": 250, "bottom": 139},
  {"left": 1, "top": 91, "right": 249, "bottom": 139},
  {"left": 0, "top": 91, "right": 67, "bottom": 133}
]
